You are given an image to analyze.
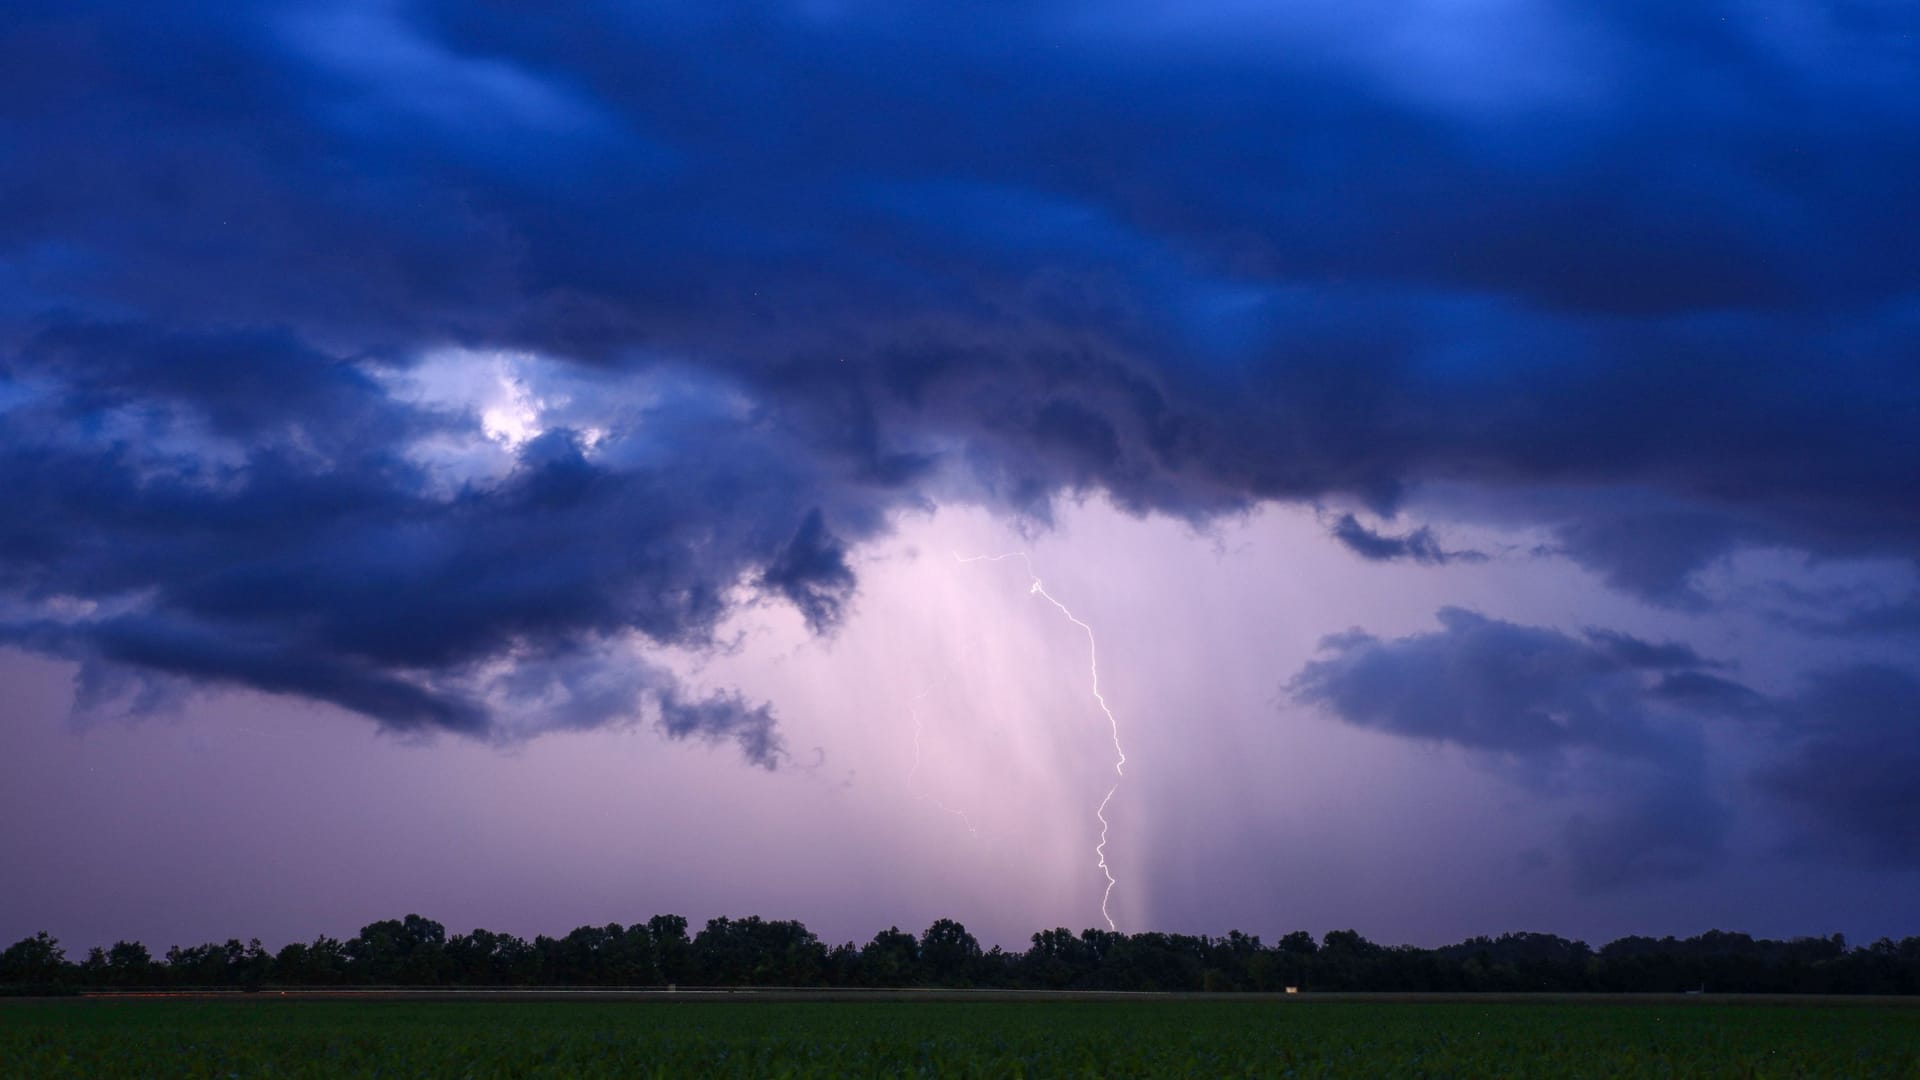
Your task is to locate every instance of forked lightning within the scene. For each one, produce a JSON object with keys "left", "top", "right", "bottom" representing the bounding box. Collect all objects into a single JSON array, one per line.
[{"left": 954, "top": 551, "right": 1127, "bottom": 931}]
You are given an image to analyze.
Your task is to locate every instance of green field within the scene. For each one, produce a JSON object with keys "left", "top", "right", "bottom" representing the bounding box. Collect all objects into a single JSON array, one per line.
[{"left": 5, "top": 997, "right": 1918, "bottom": 1077}]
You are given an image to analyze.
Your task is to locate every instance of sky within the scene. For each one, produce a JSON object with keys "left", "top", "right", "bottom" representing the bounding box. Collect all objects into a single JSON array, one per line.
[{"left": 2, "top": 0, "right": 1918, "bottom": 954}]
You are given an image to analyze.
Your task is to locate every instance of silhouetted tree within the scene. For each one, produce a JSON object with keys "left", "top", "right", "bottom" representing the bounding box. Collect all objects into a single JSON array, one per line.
[
  {"left": 860, "top": 926, "right": 920, "bottom": 986},
  {"left": 80, "top": 947, "right": 108, "bottom": 983},
  {"left": 8, "top": 918, "right": 1919, "bottom": 995},
  {"left": 2, "top": 932, "right": 67, "bottom": 988},
  {"left": 602, "top": 923, "right": 660, "bottom": 985},
  {"left": 693, "top": 916, "right": 825, "bottom": 986},
  {"left": 105, "top": 940, "right": 155, "bottom": 986},
  {"left": 920, "top": 919, "right": 982, "bottom": 985},
  {"left": 1022, "top": 928, "right": 1088, "bottom": 989},
  {"left": 348, "top": 915, "right": 447, "bottom": 984},
  {"left": 648, "top": 914, "right": 693, "bottom": 985}
]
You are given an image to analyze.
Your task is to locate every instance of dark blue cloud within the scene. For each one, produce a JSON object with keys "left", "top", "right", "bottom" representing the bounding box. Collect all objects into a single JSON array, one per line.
[
  {"left": 1288, "top": 608, "right": 1734, "bottom": 889},
  {"left": 1759, "top": 665, "right": 1920, "bottom": 866},
  {"left": 760, "top": 509, "right": 857, "bottom": 634},
  {"left": 1289, "top": 608, "right": 1719, "bottom": 766},
  {"left": 1564, "top": 782, "right": 1733, "bottom": 895},
  {"left": 0, "top": 322, "right": 897, "bottom": 765},
  {"left": 4, "top": 1, "right": 1919, "bottom": 755},
  {"left": 1778, "top": 592, "right": 1920, "bottom": 639},
  {"left": 1290, "top": 608, "right": 1920, "bottom": 882},
  {"left": 1327, "top": 513, "right": 1485, "bottom": 566}
]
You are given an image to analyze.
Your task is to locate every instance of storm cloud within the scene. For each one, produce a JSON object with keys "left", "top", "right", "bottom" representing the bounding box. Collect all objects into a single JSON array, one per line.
[
  {"left": 1290, "top": 608, "right": 1920, "bottom": 886},
  {"left": 4, "top": 0, "right": 1920, "bottom": 761},
  {"left": 0, "top": 322, "right": 899, "bottom": 763},
  {"left": 1327, "top": 514, "right": 1486, "bottom": 566},
  {"left": 1759, "top": 665, "right": 1920, "bottom": 866},
  {"left": 1288, "top": 609, "right": 1713, "bottom": 761}
]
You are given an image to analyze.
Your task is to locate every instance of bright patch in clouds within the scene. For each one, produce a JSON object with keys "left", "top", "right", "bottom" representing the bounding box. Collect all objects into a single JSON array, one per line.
[{"left": 377, "top": 349, "right": 617, "bottom": 486}]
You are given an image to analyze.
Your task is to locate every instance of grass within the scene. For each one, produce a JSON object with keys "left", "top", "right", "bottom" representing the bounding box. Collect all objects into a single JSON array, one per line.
[{"left": 5, "top": 997, "right": 1918, "bottom": 1077}]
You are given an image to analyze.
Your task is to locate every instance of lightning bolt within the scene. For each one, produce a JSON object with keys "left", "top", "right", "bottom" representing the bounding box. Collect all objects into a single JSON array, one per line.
[
  {"left": 906, "top": 687, "right": 982, "bottom": 838},
  {"left": 955, "top": 550, "right": 1126, "bottom": 931}
]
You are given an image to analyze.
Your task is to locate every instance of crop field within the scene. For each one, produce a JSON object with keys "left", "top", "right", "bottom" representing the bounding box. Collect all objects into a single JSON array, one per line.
[{"left": 4, "top": 997, "right": 1918, "bottom": 1077}]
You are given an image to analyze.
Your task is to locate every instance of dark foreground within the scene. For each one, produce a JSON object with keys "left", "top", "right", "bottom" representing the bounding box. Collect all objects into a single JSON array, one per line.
[{"left": 5, "top": 997, "right": 1918, "bottom": 1077}]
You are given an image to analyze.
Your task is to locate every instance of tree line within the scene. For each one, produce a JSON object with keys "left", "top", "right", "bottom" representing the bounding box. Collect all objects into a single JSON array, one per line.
[{"left": 4, "top": 916, "right": 1918, "bottom": 994}]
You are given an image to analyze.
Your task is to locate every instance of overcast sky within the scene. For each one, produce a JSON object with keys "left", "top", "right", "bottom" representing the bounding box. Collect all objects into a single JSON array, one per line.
[{"left": 3, "top": 0, "right": 1918, "bottom": 953}]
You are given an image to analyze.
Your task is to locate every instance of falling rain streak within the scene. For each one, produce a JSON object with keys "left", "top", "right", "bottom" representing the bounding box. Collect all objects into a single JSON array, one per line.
[{"left": 906, "top": 688, "right": 983, "bottom": 838}]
